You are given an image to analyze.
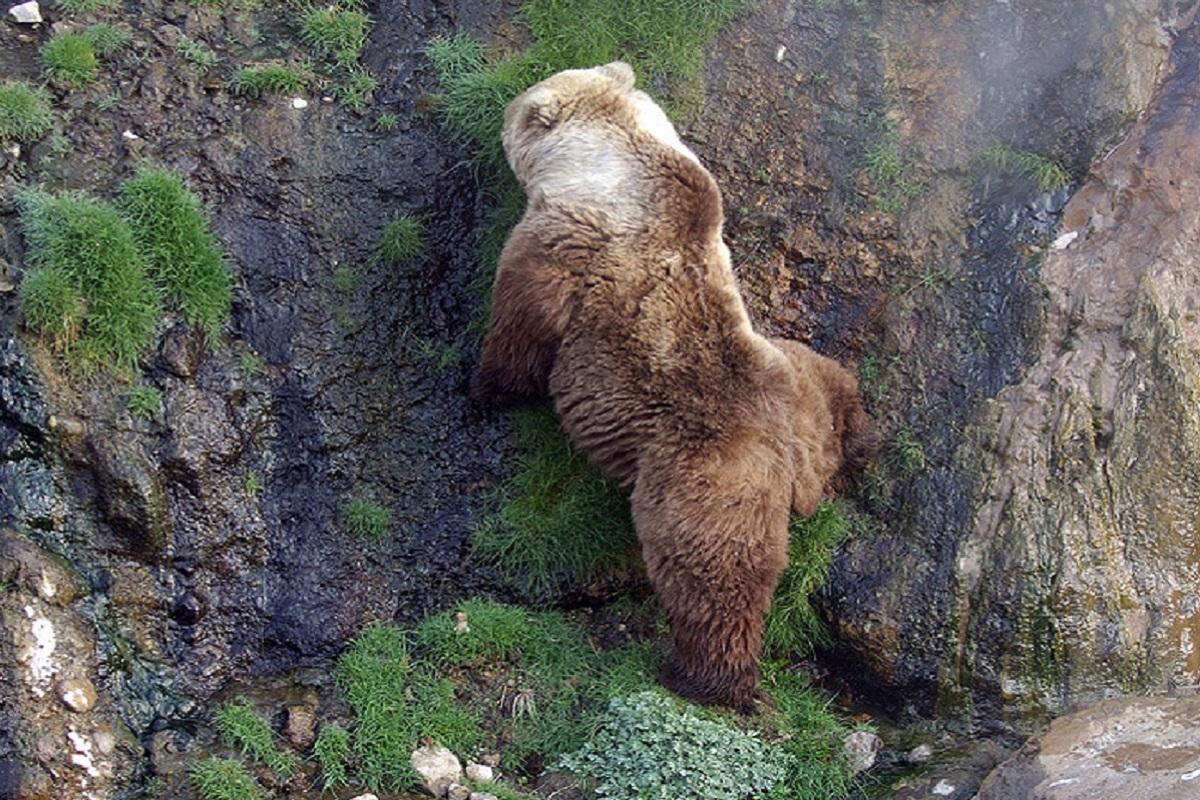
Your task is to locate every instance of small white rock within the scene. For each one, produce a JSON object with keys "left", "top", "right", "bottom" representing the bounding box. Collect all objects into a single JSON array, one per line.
[
  {"left": 122, "top": 130, "right": 140, "bottom": 141},
  {"left": 775, "top": 45, "right": 787, "bottom": 63},
  {"left": 469, "top": 794, "right": 499, "bottom": 800},
  {"left": 842, "top": 730, "right": 882, "bottom": 775},
  {"left": 1051, "top": 230, "right": 1079, "bottom": 250},
  {"left": 348, "top": 794, "right": 379, "bottom": 800},
  {"left": 464, "top": 763, "right": 494, "bottom": 783},
  {"left": 932, "top": 779, "right": 956, "bottom": 796},
  {"left": 907, "top": 743, "right": 933, "bottom": 764},
  {"left": 291, "top": 97, "right": 309, "bottom": 109},
  {"left": 5, "top": 143, "right": 19, "bottom": 159},
  {"left": 59, "top": 677, "right": 97, "bottom": 713},
  {"left": 8, "top": 1, "right": 42, "bottom": 23},
  {"left": 411, "top": 745, "right": 463, "bottom": 798}
]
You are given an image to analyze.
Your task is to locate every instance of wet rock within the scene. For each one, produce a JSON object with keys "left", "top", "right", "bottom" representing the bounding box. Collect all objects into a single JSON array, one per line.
[
  {"left": 891, "top": 740, "right": 1010, "bottom": 800},
  {"left": 977, "top": 697, "right": 1200, "bottom": 800},
  {"left": 283, "top": 702, "right": 317, "bottom": 750},
  {"left": 843, "top": 730, "right": 882, "bottom": 775},
  {"left": 88, "top": 433, "right": 172, "bottom": 561},
  {"left": 8, "top": 1, "right": 40, "bottom": 23},
  {"left": 465, "top": 762, "right": 494, "bottom": 782},
  {"left": 58, "top": 677, "right": 97, "bottom": 713},
  {"left": 159, "top": 322, "right": 203, "bottom": 378},
  {"left": 411, "top": 744, "right": 462, "bottom": 797}
]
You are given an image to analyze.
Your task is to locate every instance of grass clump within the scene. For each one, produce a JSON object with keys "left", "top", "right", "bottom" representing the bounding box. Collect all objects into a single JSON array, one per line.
[
  {"left": 42, "top": 33, "right": 99, "bottom": 89},
  {"left": 980, "top": 145, "right": 1070, "bottom": 192},
  {"left": 764, "top": 502, "right": 853, "bottom": 658},
  {"left": 83, "top": 23, "right": 131, "bottom": 57},
  {"left": 244, "top": 470, "right": 264, "bottom": 498},
  {"left": 375, "top": 214, "right": 426, "bottom": 265},
  {"left": 558, "top": 690, "right": 787, "bottom": 800},
  {"left": 189, "top": 757, "right": 263, "bottom": 800},
  {"left": 471, "top": 406, "right": 637, "bottom": 597},
  {"left": 126, "top": 384, "right": 162, "bottom": 420},
  {"left": 117, "top": 167, "right": 232, "bottom": 340},
  {"left": 297, "top": 2, "right": 370, "bottom": 67},
  {"left": 761, "top": 663, "right": 856, "bottom": 800},
  {"left": 890, "top": 428, "right": 926, "bottom": 476},
  {"left": 313, "top": 723, "right": 351, "bottom": 791},
  {"left": 55, "top": 0, "right": 119, "bottom": 11},
  {"left": 331, "top": 65, "right": 377, "bottom": 110},
  {"left": 342, "top": 497, "right": 391, "bottom": 539},
  {"left": 176, "top": 35, "right": 219, "bottom": 69},
  {"left": 229, "top": 65, "right": 308, "bottom": 97},
  {"left": 17, "top": 189, "right": 160, "bottom": 370},
  {"left": 375, "top": 112, "right": 399, "bottom": 131},
  {"left": 213, "top": 700, "right": 297, "bottom": 778},
  {"left": 0, "top": 82, "right": 54, "bottom": 142}
]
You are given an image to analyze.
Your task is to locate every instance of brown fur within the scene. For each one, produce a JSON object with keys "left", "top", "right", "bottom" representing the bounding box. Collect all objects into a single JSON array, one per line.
[{"left": 474, "top": 63, "right": 874, "bottom": 710}]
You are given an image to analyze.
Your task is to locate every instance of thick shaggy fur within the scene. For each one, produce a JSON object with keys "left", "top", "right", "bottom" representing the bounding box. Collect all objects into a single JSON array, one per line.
[{"left": 474, "top": 63, "right": 874, "bottom": 710}]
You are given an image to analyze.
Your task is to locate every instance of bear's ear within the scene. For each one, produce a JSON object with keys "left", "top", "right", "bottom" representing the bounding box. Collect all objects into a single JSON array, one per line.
[
  {"left": 597, "top": 61, "right": 635, "bottom": 90},
  {"left": 521, "top": 87, "right": 562, "bottom": 129}
]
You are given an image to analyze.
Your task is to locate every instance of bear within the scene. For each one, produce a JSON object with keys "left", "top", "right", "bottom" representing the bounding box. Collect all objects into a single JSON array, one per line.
[{"left": 473, "top": 62, "right": 874, "bottom": 711}]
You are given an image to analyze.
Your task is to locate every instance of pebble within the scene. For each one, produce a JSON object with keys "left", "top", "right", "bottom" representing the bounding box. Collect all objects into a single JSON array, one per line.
[
  {"left": 775, "top": 45, "right": 787, "bottom": 63},
  {"left": 447, "top": 784, "right": 471, "bottom": 800},
  {"left": 469, "top": 794, "right": 499, "bottom": 800},
  {"left": 908, "top": 743, "right": 933, "bottom": 764},
  {"left": 348, "top": 795, "right": 379, "bottom": 800},
  {"left": 465, "top": 762, "right": 494, "bottom": 782},
  {"left": 8, "top": 1, "right": 41, "bottom": 23},
  {"left": 291, "top": 97, "right": 308, "bottom": 109},
  {"left": 1051, "top": 230, "right": 1079, "bottom": 250},
  {"left": 843, "top": 730, "right": 882, "bottom": 775},
  {"left": 284, "top": 703, "right": 317, "bottom": 750},
  {"left": 122, "top": 130, "right": 140, "bottom": 141},
  {"left": 48, "top": 415, "right": 85, "bottom": 438},
  {"left": 59, "top": 677, "right": 97, "bottom": 713}
]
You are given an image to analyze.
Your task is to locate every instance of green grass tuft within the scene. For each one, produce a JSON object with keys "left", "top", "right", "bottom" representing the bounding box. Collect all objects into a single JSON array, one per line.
[
  {"left": 176, "top": 35, "right": 219, "bottom": 69},
  {"left": 213, "top": 700, "right": 297, "bottom": 778},
  {"left": 297, "top": 3, "right": 370, "bottom": 67},
  {"left": 313, "top": 723, "right": 351, "bottom": 791},
  {"left": 375, "top": 214, "right": 426, "bottom": 265},
  {"left": 83, "top": 23, "right": 131, "bottom": 57},
  {"left": 126, "top": 385, "right": 163, "bottom": 420},
  {"left": 42, "top": 33, "right": 99, "bottom": 89},
  {"left": 375, "top": 111, "right": 399, "bottom": 131},
  {"left": 189, "top": 757, "right": 263, "bottom": 800},
  {"left": 980, "top": 145, "right": 1070, "bottom": 192},
  {"left": 244, "top": 470, "right": 264, "bottom": 498},
  {"left": 764, "top": 502, "right": 853, "bottom": 659},
  {"left": 471, "top": 406, "right": 637, "bottom": 597},
  {"left": 117, "top": 167, "right": 232, "bottom": 340},
  {"left": 761, "top": 662, "right": 856, "bottom": 800},
  {"left": 55, "top": 0, "right": 119, "bottom": 10},
  {"left": 889, "top": 428, "right": 926, "bottom": 476},
  {"left": 0, "top": 82, "right": 54, "bottom": 142},
  {"left": 229, "top": 65, "right": 308, "bottom": 97},
  {"left": 17, "top": 189, "right": 161, "bottom": 370},
  {"left": 342, "top": 497, "right": 392, "bottom": 539},
  {"left": 332, "top": 65, "right": 377, "bottom": 110}
]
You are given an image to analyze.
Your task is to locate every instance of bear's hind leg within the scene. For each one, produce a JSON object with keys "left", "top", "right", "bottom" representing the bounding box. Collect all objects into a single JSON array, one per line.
[{"left": 631, "top": 445, "right": 791, "bottom": 712}]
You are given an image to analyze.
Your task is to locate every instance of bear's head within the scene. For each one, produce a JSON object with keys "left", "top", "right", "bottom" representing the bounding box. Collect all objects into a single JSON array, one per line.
[
  {"left": 501, "top": 62, "right": 700, "bottom": 190},
  {"left": 772, "top": 339, "right": 878, "bottom": 500}
]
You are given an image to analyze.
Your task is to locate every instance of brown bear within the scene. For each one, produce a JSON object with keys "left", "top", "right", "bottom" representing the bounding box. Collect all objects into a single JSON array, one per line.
[{"left": 473, "top": 62, "right": 874, "bottom": 711}]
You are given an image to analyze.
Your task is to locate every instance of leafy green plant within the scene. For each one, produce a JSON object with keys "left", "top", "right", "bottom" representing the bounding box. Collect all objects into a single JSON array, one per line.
[
  {"left": 42, "top": 33, "right": 99, "bottom": 89},
  {"left": 84, "top": 23, "right": 131, "bottom": 57},
  {"left": 229, "top": 65, "right": 308, "bottom": 97},
  {"left": 375, "top": 214, "right": 426, "bottom": 265},
  {"left": 471, "top": 406, "right": 637, "bottom": 597},
  {"left": 764, "top": 502, "right": 853, "bottom": 658},
  {"left": 176, "top": 36, "right": 219, "bottom": 69},
  {"left": 17, "top": 189, "right": 161, "bottom": 370},
  {"left": 980, "top": 145, "right": 1070, "bottom": 192},
  {"left": 0, "top": 82, "right": 54, "bottom": 142},
  {"left": 342, "top": 497, "right": 391, "bottom": 539},
  {"left": 557, "top": 691, "right": 787, "bottom": 800},
  {"left": 118, "top": 167, "right": 232, "bottom": 340},
  {"left": 189, "top": 757, "right": 263, "bottom": 800},
  {"left": 244, "top": 470, "right": 264, "bottom": 498},
  {"left": 213, "top": 700, "right": 297, "bottom": 778},
  {"left": 313, "top": 723, "right": 350, "bottom": 791},
  {"left": 332, "top": 65, "right": 377, "bottom": 110},
  {"left": 297, "top": 3, "right": 370, "bottom": 67},
  {"left": 127, "top": 385, "right": 163, "bottom": 420}
]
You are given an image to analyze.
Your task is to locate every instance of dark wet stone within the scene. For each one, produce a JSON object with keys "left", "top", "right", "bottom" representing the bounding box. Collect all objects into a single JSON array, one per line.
[{"left": 88, "top": 434, "right": 173, "bottom": 561}]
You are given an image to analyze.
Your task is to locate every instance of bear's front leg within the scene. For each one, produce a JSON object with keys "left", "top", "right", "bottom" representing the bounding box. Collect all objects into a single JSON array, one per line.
[{"left": 631, "top": 443, "right": 791, "bottom": 712}]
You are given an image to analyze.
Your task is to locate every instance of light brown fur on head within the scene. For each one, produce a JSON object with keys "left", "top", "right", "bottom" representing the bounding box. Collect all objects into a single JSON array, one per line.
[{"left": 473, "top": 63, "right": 874, "bottom": 711}]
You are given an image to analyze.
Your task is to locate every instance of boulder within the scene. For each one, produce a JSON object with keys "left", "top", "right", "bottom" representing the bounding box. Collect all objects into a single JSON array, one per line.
[{"left": 410, "top": 745, "right": 463, "bottom": 798}]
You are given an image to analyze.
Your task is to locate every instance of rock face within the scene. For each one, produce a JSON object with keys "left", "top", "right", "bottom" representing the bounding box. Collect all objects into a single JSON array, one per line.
[{"left": 976, "top": 697, "right": 1200, "bottom": 800}]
